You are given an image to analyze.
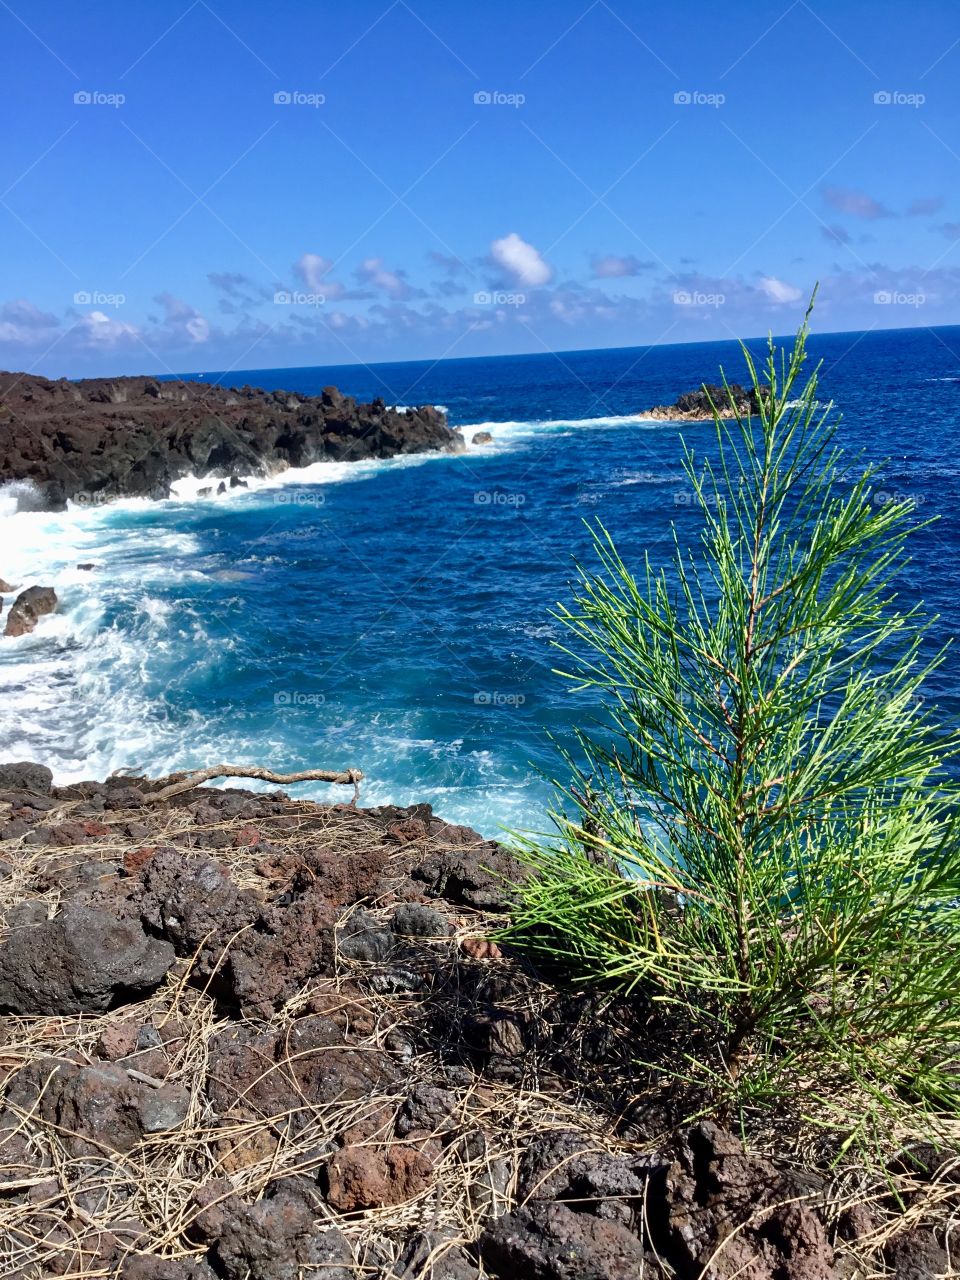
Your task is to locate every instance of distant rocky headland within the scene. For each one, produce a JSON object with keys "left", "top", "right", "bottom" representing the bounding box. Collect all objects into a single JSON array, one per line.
[
  {"left": 0, "top": 371, "right": 463, "bottom": 509},
  {"left": 643, "top": 383, "right": 765, "bottom": 421}
]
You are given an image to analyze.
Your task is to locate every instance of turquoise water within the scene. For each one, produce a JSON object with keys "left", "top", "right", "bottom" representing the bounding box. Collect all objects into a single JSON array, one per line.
[{"left": 3, "top": 326, "right": 959, "bottom": 835}]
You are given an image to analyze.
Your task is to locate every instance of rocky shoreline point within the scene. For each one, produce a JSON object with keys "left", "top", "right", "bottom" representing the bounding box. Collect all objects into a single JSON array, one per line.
[
  {"left": 642, "top": 383, "right": 765, "bottom": 421},
  {"left": 0, "top": 370, "right": 464, "bottom": 509},
  {"left": 0, "top": 762, "right": 952, "bottom": 1278},
  {"left": 1, "top": 584, "right": 57, "bottom": 638}
]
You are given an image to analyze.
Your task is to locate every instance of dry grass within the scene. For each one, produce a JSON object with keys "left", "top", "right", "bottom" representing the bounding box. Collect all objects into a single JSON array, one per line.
[
  {"left": 3, "top": 789, "right": 960, "bottom": 1277},
  {"left": 0, "top": 790, "right": 650, "bottom": 1278}
]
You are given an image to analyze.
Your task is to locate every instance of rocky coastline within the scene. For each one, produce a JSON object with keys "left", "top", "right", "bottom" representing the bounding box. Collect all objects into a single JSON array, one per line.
[
  {"left": 642, "top": 383, "right": 764, "bottom": 421},
  {"left": 0, "top": 762, "right": 951, "bottom": 1279},
  {"left": 0, "top": 370, "right": 463, "bottom": 509}
]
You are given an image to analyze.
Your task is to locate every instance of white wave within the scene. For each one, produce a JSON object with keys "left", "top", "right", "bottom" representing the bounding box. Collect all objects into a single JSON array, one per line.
[
  {"left": 461, "top": 411, "right": 666, "bottom": 444},
  {"left": 0, "top": 406, "right": 659, "bottom": 838},
  {"left": 0, "top": 479, "right": 48, "bottom": 517}
]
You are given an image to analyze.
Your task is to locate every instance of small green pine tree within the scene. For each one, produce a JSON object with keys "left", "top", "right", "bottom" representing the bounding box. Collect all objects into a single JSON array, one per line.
[{"left": 506, "top": 300, "right": 960, "bottom": 1141}]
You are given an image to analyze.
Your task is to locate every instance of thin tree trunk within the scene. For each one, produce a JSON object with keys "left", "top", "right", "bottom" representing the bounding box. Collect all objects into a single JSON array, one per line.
[{"left": 137, "top": 764, "right": 363, "bottom": 805}]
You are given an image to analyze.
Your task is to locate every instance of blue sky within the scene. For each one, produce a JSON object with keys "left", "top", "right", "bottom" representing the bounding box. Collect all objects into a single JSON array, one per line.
[{"left": 2, "top": 0, "right": 960, "bottom": 376}]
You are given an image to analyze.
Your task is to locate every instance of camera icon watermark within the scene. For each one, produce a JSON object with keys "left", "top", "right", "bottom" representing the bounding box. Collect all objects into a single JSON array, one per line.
[
  {"left": 874, "top": 290, "right": 925, "bottom": 307},
  {"left": 73, "top": 290, "right": 126, "bottom": 308},
  {"left": 674, "top": 90, "right": 725, "bottom": 107},
  {"left": 474, "top": 490, "right": 526, "bottom": 506},
  {"left": 73, "top": 490, "right": 111, "bottom": 506},
  {"left": 274, "top": 90, "right": 325, "bottom": 107},
  {"left": 473, "top": 89, "right": 526, "bottom": 107},
  {"left": 74, "top": 90, "right": 125, "bottom": 108},
  {"left": 873, "top": 90, "right": 924, "bottom": 108},
  {"left": 474, "top": 690, "right": 527, "bottom": 707},
  {"left": 673, "top": 289, "right": 725, "bottom": 307},
  {"left": 473, "top": 290, "right": 526, "bottom": 307},
  {"left": 274, "top": 491, "right": 325, "bottom": 506},
  {"left": 874, "top": 489, "right": 925, "bottom": 507},
  {"left": 274, "top": 690, "right": 326, "bottom": 707},
  {"left": 274, "top": 290, "right": 325, "bottom": 306}
]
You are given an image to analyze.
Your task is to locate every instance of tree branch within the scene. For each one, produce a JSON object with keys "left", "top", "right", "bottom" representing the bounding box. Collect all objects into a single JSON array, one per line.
[{"left": 140, "top": 764, "right": 363, "bottom": 805}]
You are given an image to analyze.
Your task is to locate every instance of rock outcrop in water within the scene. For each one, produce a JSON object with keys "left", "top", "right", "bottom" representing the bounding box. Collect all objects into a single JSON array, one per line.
[
  {"left": 0, "top": 371, "right": 463, "bottom": 508},
  {"left": 643, "top": 383, "right": 765, "bottom": 421},
  {"left": 0, "top": 764, "right": 952, "bottom": 1277},
  {"left": 2, "top": 585, "right": 57, "bottom": 637}
]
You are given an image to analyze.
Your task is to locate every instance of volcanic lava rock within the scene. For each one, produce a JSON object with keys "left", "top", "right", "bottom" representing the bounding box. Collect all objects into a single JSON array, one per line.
[
  {"left": 411, "top": 822, "right": 529, "bottom": 911},
  {"left": 193, "top": 1180, "right": 355, "bottom": 1280},
  {"left": 478, "top": 1201, "right": 652, "bottom": 1280},
  {"left": 3, "top": 585, "right": 57, "bottom": 636},
  {"left": 660, "top": 1121, "right": 836, "bottom": 1279},
  {"left": 393, "top": 1230, "right": 482, "bottom": 1279},
  {"left": 0, "top": 904, "right": 175, "bottom": 1014},
  {"left": 643, "top": 383, "right": 765, "bottom": 421},
  {"left": 390, "top": 902, "right": 450, "bottom": 937},
  {"left": 120, "top": 1258, "right": 218, "bottom": 1280},
  {"left": 324, "top": 1144, "right": 434, "bottom": 1212},
  {"left": 885, "top": 1229, "right": 951, "bottom": 1279},
  {"left": 519, "top": 1130, "right": 652, "bottom": 1228},
  {"left": 0, "top": 760, "right": 53, "bottom": 794},
  {"left": 0, "top": 369, "right": 461, "bottom": 508}
]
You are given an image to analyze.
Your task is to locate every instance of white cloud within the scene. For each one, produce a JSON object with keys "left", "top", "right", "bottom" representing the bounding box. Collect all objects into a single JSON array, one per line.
[
  {"left": 490, "top": 232, "right": 552, "bottom": 286},
  {"left": 591, "top": 254, "right": 653, "bottom": 279},
  {"left": 154, "top": 293, "right": 209, "bottom": 344},
  {"left": 185, "top": 315, "right": 210, "bottom": 342},
  {"left": 76, "top": 310, "right": 140, "bottom": 348},
  {"left": 294, "top": 252, "right": 332, "bottom": 292},
  {"left": 822, "top": 186, "right": 892, "bottom": 220},
  {"left": 758, "top": 276, "right": 803, "bottom": 304},
  {"left": 355, "top": 257, "right": 420, "bottom": 300},
  {"left": 293, "top": 252, "right": 346, "bottom": 299},
  {"left": 0, "top": 300, "right": 60, "bottom": 344}
]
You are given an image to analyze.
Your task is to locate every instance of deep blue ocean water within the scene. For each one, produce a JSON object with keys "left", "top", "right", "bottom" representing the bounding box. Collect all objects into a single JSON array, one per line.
[{"left": 3, "top": 325, "right": 960, "bottom": 835}]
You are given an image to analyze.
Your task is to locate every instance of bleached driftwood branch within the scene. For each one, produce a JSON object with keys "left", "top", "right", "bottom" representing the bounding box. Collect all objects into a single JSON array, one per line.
[{"left": 140, "top": 764, "right": 363, "bottom": 805}]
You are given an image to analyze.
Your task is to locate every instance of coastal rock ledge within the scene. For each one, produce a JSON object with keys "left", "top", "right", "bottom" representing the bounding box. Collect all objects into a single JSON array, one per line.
[
  {"left": 0, "top": 371, "right": 463, "bottom": 508},
  {"left": 643, "top": 383, "right": 765, "bottom": 421}
]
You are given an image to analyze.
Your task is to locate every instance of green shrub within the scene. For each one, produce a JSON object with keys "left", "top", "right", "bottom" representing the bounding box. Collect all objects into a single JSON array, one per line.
[{"left": 505, "top": 301, "right": 960, "bottom": 1141}]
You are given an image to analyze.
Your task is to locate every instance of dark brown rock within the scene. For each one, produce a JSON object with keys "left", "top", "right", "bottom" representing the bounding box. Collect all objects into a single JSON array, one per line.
[
  {"left": 411, "top": 829, "right": 528, "bottom": 911},
  {"left": 0, "top": 904, "right": 175, "bottom": 1014},
  {"left": 193, "top": 1180, "right": 355, "bottom": 1280},
  {"left": 886, "top": 1229, "right": 951, "bottom": 1279},
  {"left": 519, "top": 1130, "right": 652, "bottom": 1229},
  {"left": 392, "top": 1229, "right": 481, "bottom": 1279},
  {"left": 0, "top": 760, "right": 53, "bottom": 794},
  {"left": 324, "top": 1145, "right": 434, "bottom": 1212},
  {"left": 3, "top": 585, "right": 57, "bottom": 636},
  {"left": 0, "top": 369, "right": 459, "bottom": 508},
  {"left": 478, "top": 1201, "right": 652, "bottom": 1279},
  {"left": 120, "top": 1257, "right": 218, "bottom": 1280},
  {"left": 661, "top": 1122, "right": 836, "bottom": 1279},
  {"left": 205, "top": 1022, "right": 394, "bottom": 1172},
  {"left": 11, "top": 1060, "right": 189, "bottom": 1158},
  {"left": 643, "top": 383, "right": 766, "bottom": 422}
]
